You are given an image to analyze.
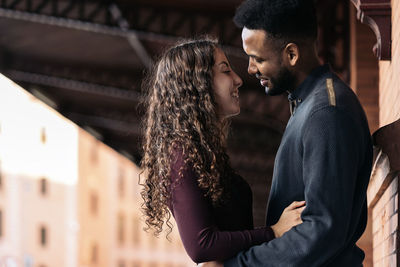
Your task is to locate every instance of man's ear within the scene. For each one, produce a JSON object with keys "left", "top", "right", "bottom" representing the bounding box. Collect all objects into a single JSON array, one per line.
[{"left": 283, "top": 43, "right": 299, "bottom": 67}]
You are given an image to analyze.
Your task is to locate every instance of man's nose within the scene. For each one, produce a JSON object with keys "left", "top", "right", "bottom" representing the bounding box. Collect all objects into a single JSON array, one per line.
[{"left": 247, "top": 59, "right": 257, "bottom": 75}]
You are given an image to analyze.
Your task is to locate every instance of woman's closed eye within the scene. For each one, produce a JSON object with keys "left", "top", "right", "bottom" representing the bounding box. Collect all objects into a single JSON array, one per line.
[{"left": 218, "top": 61, "right": 231, "bottom": 73}]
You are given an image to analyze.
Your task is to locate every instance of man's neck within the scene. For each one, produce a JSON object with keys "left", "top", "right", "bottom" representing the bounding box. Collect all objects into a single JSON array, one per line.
[{"left": 293, "top": 55, "right": 321, "bottom": 91}]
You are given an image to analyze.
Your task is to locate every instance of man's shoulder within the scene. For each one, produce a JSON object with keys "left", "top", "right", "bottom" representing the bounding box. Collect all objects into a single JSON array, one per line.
[
  {"left": 307, "top": 71, "right": 360, "bottom": 113},
  {"left": 301, "top": 72, "right": 369, "bottom": 136}
]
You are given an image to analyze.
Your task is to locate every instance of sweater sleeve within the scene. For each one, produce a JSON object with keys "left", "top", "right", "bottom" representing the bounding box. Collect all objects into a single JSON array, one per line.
[
  {"left": 169, "top": 149, "right": 275, "bottom": 263},
  {"left": 225, "top": 107, "right": 368, "bottom": 266}
]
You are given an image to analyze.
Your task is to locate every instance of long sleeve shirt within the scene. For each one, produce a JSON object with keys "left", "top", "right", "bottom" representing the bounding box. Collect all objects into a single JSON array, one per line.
[
  {"left": 168, "top": 148, "right": 275, "bottom": 263},
  {"left": 225, "top": 64, "right": 373, "bottom": 267}
]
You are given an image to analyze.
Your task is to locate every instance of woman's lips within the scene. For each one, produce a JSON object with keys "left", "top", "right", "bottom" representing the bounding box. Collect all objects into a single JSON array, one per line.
[{"left": 231, "top": 91, "right": 239, "bottom": 101}]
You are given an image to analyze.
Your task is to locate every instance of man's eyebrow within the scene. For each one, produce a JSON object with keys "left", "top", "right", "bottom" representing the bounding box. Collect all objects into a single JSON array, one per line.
[{"left": 249, "top": 55, "right": 261, "bottom": 60}]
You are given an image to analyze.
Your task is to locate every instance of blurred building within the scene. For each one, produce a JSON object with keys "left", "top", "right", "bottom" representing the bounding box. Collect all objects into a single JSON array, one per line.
[{"left": 0, "top": 74, "right": 192, "bottom": 267}]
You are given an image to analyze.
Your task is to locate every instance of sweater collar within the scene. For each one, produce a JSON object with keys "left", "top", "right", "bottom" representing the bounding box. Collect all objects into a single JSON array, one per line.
[{"left": 287, "top": 64, "right": 331, "bottom": 115}]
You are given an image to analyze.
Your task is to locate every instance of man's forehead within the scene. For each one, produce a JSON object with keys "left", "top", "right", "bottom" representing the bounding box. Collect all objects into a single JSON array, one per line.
[
  {"left": 242, "top": 28, "right": 267, "bottom": 42},
  {"left": 241, "top": 28, "right": 272, "bottom": 57}
]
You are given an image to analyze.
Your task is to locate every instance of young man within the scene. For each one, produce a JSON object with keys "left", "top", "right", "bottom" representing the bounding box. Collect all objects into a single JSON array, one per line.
[{"left": 207, "top": 0, "right": 373, "bottom": 266}]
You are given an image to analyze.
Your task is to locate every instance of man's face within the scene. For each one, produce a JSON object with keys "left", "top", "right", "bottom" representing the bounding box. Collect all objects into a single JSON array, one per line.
[{"left": 241, "top": 27, "right": 296, "bottom": 95}]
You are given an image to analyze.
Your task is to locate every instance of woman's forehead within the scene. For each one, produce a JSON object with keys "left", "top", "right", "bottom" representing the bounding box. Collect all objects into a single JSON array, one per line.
[{"left": 214, "top": 47, "right": 228, "bottom": 63}]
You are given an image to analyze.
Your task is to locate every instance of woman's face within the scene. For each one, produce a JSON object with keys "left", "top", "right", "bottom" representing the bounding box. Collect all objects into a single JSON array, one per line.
[{"left": 212, "top": 47, "right": 243, "bottom": 119}]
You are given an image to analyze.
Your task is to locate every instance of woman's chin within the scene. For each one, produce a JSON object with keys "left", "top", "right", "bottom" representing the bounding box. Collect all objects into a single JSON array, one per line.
[{"left": 221, "top": 110, "right": 240, "bottom": 120}]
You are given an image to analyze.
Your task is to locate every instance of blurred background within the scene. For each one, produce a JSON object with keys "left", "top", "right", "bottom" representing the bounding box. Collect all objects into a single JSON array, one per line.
[{"left": 0, "top": 0, "right": 395, "bottom": 266}]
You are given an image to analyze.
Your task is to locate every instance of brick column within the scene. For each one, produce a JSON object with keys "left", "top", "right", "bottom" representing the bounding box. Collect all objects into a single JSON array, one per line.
[{"left": 368, "top": 120, "right": 400, "bottom": 266}]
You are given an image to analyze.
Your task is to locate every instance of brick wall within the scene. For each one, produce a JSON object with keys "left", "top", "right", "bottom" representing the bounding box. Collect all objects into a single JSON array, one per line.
[
  {"left": 371, "top": 176, "right": 398, "bottom": 266},
  {"left": 359, "top": 0, "right": 400, "bottom": 266},
  {"left": 367, "top": 148, "right": 399, "bottom": 267},
  {"left": 379, "top": 0, "right": 400, "bottom": 126},
  {"left": 349, "top": 5, "right": 380, "bottom": 134},
  {"left": 349, "top": 5, "right": 378, "bottom": 266},
  {"left": 350, "top": 0, "right": 400, "bottom": 266}
]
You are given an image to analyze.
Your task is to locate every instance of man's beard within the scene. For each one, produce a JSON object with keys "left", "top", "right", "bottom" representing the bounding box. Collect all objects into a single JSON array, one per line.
[{"left": 264, "top": 67, "right": 296, "bottom": 96}]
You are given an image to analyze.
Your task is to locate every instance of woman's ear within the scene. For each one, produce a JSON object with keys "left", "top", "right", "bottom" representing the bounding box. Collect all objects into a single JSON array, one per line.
[{"left": 283, "top": 43, "right": 299, "bottom": 67}]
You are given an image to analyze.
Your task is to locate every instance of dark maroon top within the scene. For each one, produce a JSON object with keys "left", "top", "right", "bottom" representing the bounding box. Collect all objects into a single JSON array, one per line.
[{"left": 168, "top": 149, "right": 275, "bottom": 263}]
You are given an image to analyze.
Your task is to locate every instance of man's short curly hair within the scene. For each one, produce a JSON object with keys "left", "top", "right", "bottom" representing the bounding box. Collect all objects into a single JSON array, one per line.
[{"left": 234, "top": 0, "right": 317, "bottom": 44}]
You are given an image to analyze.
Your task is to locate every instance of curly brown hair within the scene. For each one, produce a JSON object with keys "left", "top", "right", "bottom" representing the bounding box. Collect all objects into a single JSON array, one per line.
[{"left": 140, "top": 38, "right": 236, "bottom": 237}]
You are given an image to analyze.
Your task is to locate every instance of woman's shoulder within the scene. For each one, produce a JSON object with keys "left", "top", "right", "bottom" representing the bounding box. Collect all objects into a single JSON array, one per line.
[
  {"left": 229, "top": 171, "right": 248, "bottom": 185},
  {"left": 227, "top": 172, "right": 252, "bottom": 200},
  {"left": 170, "top": 143, "right": 190, "bottom": 170},
  {"left": 169, "top": 143, "right": 197, "bottom": 185}
]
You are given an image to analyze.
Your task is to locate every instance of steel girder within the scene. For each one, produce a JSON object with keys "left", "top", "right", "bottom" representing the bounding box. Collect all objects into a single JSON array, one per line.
[{"left": 0, "top": 0, "right": 242, "bottom": 48}]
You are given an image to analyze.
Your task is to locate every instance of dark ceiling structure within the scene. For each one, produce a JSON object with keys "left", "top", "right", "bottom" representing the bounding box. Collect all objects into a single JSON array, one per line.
[{"left": 0, "top": 0, "right": 350, "bottom": 225}]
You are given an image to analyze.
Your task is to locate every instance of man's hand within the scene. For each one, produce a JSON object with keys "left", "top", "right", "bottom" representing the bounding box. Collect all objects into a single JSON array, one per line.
[{"left": 200, "top": 261, "right": 223, "bottom": 267}]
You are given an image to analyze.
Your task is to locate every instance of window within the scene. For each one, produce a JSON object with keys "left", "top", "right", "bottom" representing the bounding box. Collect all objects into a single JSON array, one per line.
[
  {"left": 90, "top": 192, "right": 98, "bottom": 216},
  {"left": 118, "top": 169, "right": 125, "bottom": 198},
  {"left": 0, "top": 209, "right": 3, "bottom": 238},
  {"left": 39, "top": 177, "right": 48, "bottom": 196},
  {"left": 118, "top": 213, "right": 125, "bottom": 245},
  {"left": 149, "top": 234, "right": 157, "bottom": 248},
  {"left": 40, "top": 127, "right": 47, "bottom": 144},
  {"left": 39, "top": 225, "right": 47, "bottom": 247},
  {"left": 91, "top": 243, "right": 98, "bottom": 264},
  {"left": 132, "top": 177, "right": 137, "bottom": 200},
  {"left": 132, "top": 216, "right": 140, "bottom": 245},
  {"left": 0, "top": 160, "right": 3, "bottom": 190},
  {"left": 91, "top": 143, "right": 98, "bottom": 164}
]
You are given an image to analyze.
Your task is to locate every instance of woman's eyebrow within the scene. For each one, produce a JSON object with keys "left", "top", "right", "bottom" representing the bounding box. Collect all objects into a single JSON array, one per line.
[{"left": 218, "top": 61, "right": 229, "bottom": 67}]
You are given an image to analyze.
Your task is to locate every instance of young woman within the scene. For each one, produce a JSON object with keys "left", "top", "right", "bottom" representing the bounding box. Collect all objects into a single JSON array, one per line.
[{"left": 140, "top": 38, "right": 305, "bottom": 264}]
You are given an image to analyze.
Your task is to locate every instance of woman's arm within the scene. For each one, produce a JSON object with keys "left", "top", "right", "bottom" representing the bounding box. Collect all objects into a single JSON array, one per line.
[
  {"left": 169, "top": 149, "right": 305, "bottom": 263},
  {"left": 169, "top": 150, "right": 274, "bottom": 263}
]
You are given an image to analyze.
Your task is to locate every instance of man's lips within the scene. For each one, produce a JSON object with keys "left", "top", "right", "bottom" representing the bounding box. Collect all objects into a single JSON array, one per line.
[{"left": 260, "top": 79, "right": 269, "bottom": 87}]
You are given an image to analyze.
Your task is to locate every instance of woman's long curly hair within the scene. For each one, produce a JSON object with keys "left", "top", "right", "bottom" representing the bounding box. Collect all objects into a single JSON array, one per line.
[{"left": 140, "top": 38, "right": 235, "bottom": 237}]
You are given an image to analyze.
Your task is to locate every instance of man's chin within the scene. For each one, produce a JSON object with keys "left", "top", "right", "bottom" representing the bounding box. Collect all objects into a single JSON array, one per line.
[{"left": 264, "top": 86, "right": 283, "bottom": 96}]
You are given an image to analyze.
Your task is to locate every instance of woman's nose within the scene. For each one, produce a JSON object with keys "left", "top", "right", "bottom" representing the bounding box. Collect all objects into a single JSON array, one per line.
[{"left": 233, "top": 71, "right": 243, "bottom": 87}]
